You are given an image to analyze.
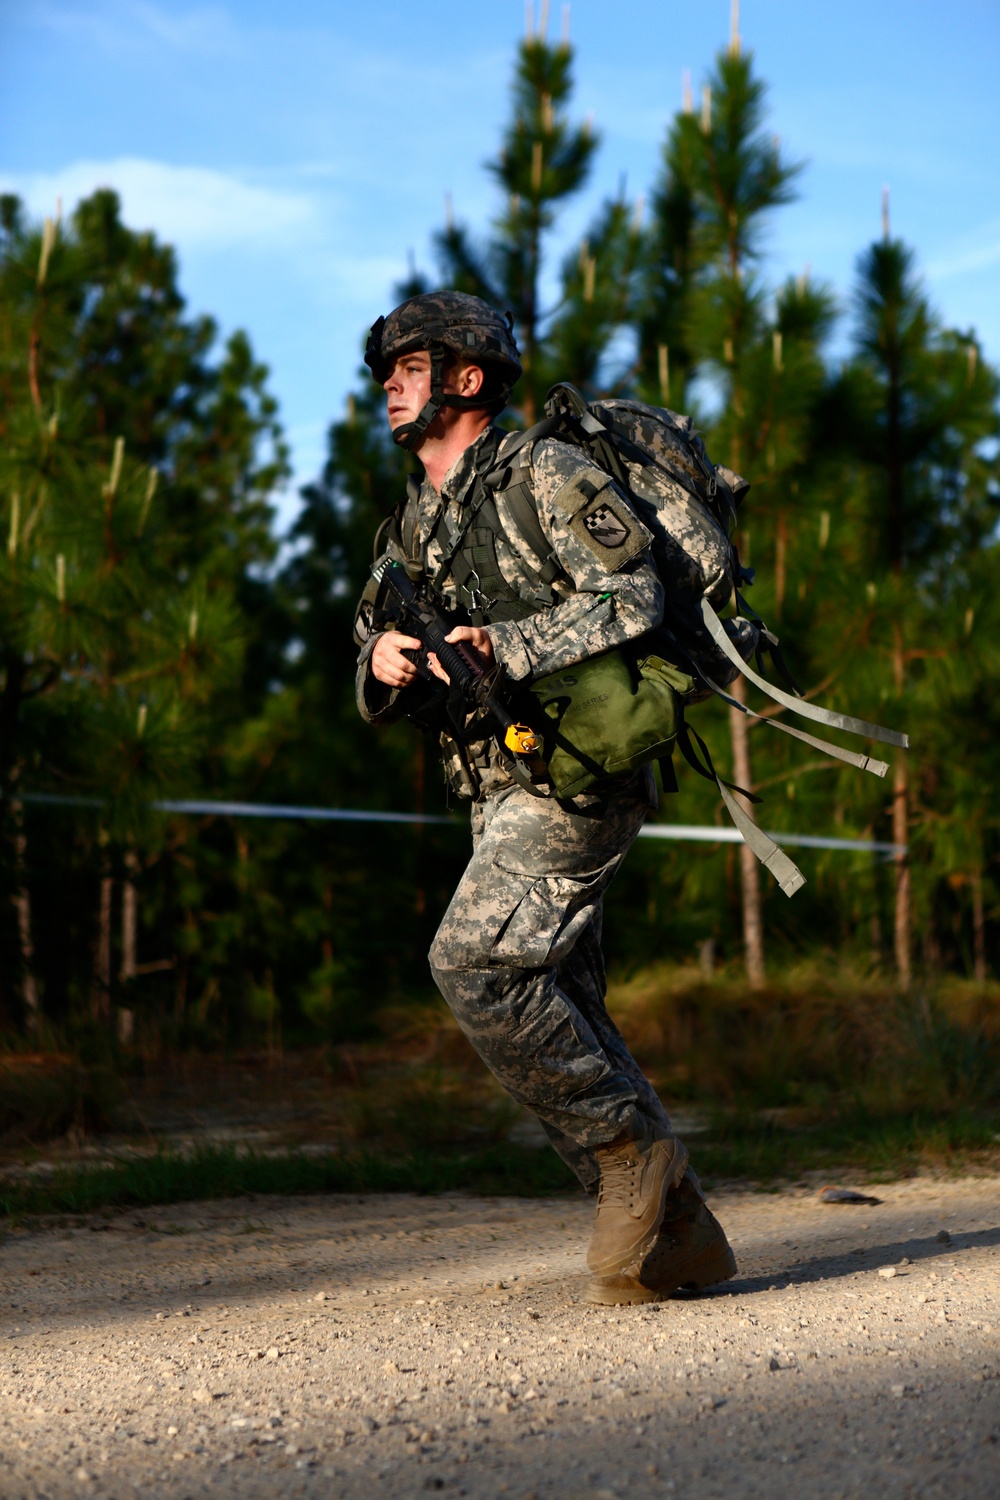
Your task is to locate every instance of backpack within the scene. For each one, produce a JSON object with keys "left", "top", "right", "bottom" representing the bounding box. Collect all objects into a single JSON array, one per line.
[{"left": 480, "top": 383, "right": 908, "bottom": 896}]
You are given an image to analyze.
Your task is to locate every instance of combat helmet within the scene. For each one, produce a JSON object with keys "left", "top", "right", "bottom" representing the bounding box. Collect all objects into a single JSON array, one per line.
[{"left": 364, "top": 290, "right": 522, "bottom": 450}]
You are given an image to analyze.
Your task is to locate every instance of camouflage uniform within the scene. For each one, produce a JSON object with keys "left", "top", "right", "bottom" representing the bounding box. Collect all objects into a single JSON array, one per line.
[{"left": 357, "top": 425, "right": 673, "bottom": 1192}]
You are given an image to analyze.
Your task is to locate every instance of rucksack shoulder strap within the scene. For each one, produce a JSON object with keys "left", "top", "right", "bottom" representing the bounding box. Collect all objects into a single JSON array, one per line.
[{"left": 399, "top": 473, "right": 422, "bottom": 563}]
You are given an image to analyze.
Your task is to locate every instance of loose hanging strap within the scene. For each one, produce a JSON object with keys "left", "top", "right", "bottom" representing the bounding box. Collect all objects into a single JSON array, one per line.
[
  {"left": 676, "top": 721, "right": 806, "bottom": 898},
  {"left": 700, "top": 598, "right": 909, "bottom": 749},
  {"left": 697, "top": 671, "right": 890, "bottom": 779}
]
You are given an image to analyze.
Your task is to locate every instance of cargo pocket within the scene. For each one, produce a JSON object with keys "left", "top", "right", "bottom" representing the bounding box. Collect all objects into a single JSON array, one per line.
[{"left": 490, "top": 855, "right": 619, "bottom": 970}]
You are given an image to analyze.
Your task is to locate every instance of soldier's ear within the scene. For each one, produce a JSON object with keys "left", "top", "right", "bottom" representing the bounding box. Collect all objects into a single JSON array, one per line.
[{"left": 459, "top": 362, "right": 485, "bottom": 397}]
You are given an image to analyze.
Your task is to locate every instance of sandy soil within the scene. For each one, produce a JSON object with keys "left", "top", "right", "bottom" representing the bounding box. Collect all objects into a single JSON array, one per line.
[{"left": 1, "top": 1175, "right": 999, "bottom": 1499}]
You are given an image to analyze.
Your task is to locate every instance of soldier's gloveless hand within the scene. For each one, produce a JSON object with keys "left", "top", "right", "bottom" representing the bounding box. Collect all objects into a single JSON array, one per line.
[
  {"left": 425, "top": 625, "right": 496, "bottom": 685},
  {"left": 371, "top": 632, "right": 423, "bottom": 689}
]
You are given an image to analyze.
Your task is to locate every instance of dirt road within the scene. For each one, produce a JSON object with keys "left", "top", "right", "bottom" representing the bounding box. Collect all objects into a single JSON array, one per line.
[{"left": 2, "top": 1175, "right": 998, "bottom": 1498}]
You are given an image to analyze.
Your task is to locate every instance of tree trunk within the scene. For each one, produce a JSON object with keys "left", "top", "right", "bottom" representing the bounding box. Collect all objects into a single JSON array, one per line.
[
  {"left": 972, "top": 869, "right": 987, "bottom": 982},
  {"left": 10, "top": 801, "right": 40, "bottom": 1030},
  {"left": 774, "top": 510, "right": 787, "bottom": 615},
  {"left": 729, "top": 678, "right": 765, "bottom": 988},
  {"left": 891, "top": 627, "right": 911, "bottom": 990},
  {"left": 891, "top": 751, "right": 911, "bottom": 990},
  {"left": 94, "top": 870, "right": 113, "bottom": 1023},
  {"left": 121, "top": 848, "right": 138, "bottom": 982}
]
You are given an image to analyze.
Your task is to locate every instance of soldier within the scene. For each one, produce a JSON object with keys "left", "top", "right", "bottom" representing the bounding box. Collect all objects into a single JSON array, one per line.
[{"left": 354, "top": 291, "right": 735, "bottom": 1304}]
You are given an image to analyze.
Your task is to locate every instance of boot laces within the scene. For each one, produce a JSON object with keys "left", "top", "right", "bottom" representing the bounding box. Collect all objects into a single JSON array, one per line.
[{"left": 596, "top": 1148, "right": 642, "bottom": 1211}]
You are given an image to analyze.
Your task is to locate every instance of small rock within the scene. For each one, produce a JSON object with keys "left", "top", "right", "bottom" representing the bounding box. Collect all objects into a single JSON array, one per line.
[
  {"left": 769, "top": 1357, "right": 781, "bottom": 1371},
  {"left": 818, "top": 1186, "right": 882, "bottom": 1206},
  {"left": 167, "top": 1425, "right": 178, "bottom": 1436},
  {"left": 878, "top": 1267, "right": 898, "bottom": 1279},
  {"left": 314, "top": 1292, "right": 329, "bottom": 1303},
  {"left": 383, "top": 1359, "right": 400, "bottom": 1375},
  {"left": 248, "top": 1349, "right": 263, "bottom": 1360},
  {"left": 74, "top": 1468, "right": 92, "bottom": 1483},
  {"left": 891, "top": 1383, "right": 911, "bottom": 1398},
  {"left": 936, "top": 1229, "right": 952, "bottom": 1244},
  {"left": 265, "top": 1347, "right": 280, "bottom": 1361},
  {"left": 192, "top": 1387, "right": 215, "bottom": 1404}
]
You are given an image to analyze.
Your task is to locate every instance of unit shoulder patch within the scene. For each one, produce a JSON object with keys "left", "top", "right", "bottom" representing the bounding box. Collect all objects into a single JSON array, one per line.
[{"left": 550, "top": 472, "right": 652, "bottom": 570}]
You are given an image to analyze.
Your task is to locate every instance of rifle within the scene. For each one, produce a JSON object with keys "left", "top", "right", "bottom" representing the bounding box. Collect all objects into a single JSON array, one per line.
[{"left": 371, "top": 559, "right": 542, "bottom": 768}]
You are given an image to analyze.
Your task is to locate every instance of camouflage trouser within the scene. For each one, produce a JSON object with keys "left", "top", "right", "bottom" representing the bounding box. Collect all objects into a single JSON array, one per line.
[{"left": 428, "top": 772, "right": 673, "bottom": 1196}]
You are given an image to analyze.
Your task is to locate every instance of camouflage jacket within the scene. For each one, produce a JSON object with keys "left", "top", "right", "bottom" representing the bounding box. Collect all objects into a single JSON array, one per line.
[{"left": 355, "top": 424, "right": 664, "bottom": 797}]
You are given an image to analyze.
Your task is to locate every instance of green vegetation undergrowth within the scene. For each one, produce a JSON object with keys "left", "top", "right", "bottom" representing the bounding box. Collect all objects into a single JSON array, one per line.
[
  {"left": 0, "top": 1143, "right": 578, "bottom": 1222},
  {"left": 3, "top": 1113, "right": 998, "bottom": 1227}
]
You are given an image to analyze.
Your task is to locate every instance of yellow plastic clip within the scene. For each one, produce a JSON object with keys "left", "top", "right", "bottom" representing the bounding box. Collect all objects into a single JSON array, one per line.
[{"left": 504, "top": 723, "right": 541, "bottom": 757}]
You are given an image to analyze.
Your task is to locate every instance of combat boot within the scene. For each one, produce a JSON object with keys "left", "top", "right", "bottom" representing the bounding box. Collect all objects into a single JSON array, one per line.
[
  {"left": 586, "top": 1171, "right": 736, "bottom": 1305},
  {"left": 586, "top": 1124, "right": 688, "bottom": 1278}
]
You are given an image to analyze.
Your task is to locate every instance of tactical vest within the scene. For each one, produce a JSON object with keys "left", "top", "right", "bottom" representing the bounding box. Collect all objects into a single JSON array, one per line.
[{"left": 393, "top": 426, "right": 566, "bottom": 628}]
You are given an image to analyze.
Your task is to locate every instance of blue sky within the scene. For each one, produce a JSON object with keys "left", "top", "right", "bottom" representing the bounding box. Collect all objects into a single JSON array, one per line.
[{"left": 3, "top": 1, "right": 998, "bottom": 526}]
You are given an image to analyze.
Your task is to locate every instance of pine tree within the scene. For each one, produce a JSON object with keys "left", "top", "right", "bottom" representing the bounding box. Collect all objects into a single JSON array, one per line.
[
  {"left": 434, "top": 6, "right": 602, "bottom": 419},
  {"left": 830, "top": 209, "right": 1000, "bottom": 986},
  {"left": 647, "top": 26, "right": 804, "bottom": 984},
  {"left": 0, "top": 191, "right": 286, "bottom": 1033}
]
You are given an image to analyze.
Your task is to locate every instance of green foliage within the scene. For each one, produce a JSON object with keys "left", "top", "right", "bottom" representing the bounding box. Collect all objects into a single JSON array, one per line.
[
  {"left": 1, "top": 21, "right": 999, "bottom": 1081},
  {"left": 0, "top": 1144, "right": 578, "bottom": 1221},
  {"left": 0, "top": 190, "right": 287, "bottom": 1031}
]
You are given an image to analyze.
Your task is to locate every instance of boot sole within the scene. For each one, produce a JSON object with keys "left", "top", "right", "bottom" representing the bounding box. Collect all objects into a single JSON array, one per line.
[
  {"left": 585, "top": 1238, "right": 738, "bottom": 1306},
  {"left": 585, "top": 1278, "right": 668, "bottom": 1306}
]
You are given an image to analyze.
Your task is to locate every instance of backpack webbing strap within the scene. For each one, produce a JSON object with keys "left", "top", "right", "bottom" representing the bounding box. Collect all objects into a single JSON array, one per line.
[
  {"left": 498, "top": 477, "right": 566, "bottom": 604},
  {"left": 697, "top": 672, "right": 890, "bottom": 779},
  {"left": 700, "top": 599, "right": 909, "bottom": 750},
  {"left": 677, "top": 722, "right": 806, "bottom": 898},
  {"left": 400, "top": 474, "right": 422, "bottom": 562},
  {"left": 428, "top": 433, "right": 505, "bottom": 594}
]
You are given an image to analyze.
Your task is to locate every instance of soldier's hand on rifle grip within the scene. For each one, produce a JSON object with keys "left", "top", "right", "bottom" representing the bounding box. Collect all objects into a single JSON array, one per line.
[
  {"left": 426, "top": 625, "right": 496, "bottom": 685},
  {"left": 372, "top": 632, "right": 424, "bottom": 689}
]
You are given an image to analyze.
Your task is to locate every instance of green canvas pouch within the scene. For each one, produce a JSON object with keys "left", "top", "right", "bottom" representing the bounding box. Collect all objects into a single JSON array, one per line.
[{"left": 525, "top": 647, "right": 695, "bottom": 798}]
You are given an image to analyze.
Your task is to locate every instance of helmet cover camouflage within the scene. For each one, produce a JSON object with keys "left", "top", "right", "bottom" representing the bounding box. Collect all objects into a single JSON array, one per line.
[
  {"left": 365, "top": 290, "right": 522, "bottom": 387},
  {"left": 365, "top": 291, "right": 521, "bottom": 449}
]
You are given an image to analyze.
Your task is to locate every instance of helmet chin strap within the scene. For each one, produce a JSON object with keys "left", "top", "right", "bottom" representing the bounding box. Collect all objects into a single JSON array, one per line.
[{"left": 391, "top": 343, "right": 501, "bottom": 451}]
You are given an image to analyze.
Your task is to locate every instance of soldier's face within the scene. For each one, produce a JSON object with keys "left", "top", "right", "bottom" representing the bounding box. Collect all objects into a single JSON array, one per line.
[
  {"left": 384, "top": 350, "right": 431, "bottom": 432},
  {"left": 384, "top": 352, "right": 486, "bottom": 434}
]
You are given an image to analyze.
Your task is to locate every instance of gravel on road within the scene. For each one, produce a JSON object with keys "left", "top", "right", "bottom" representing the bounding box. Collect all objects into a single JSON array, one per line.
[{"left": 1, "top": 1174, "right": 998, "bottom": 1499}]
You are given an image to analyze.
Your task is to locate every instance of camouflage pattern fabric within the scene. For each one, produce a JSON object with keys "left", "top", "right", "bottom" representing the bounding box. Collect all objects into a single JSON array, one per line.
[
  {"left": 355, "top": 424, "right": 664, "bottom": 799},
  {"left": 428, "top": 772, "right": 674, "bottom": 1192},
  {"left": 356, "top": 422, "right": 678, "bottom": 1178}
]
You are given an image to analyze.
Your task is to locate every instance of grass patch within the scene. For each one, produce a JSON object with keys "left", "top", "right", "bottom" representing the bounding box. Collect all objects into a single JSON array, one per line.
[
  {"left": 0, "top": 1142, "right": 578, "bottom": 1222},
  {"left": 3, "top": 1113, "right": 998, "bottom": 1224},
  {"left": 694, "top": 1110, "right": 1000, "bottom": 1185}
]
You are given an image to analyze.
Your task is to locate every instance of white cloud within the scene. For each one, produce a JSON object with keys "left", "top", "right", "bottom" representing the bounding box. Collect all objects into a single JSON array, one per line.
[
  {"left": 1, "top": 158, "right": 315, "bottom": 251},
  {"left": 34, "top": 0, "right": 239, "bottom": 57},
  {"left": 928, "top": 223, "right": 1000, "bottom": 282}
]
